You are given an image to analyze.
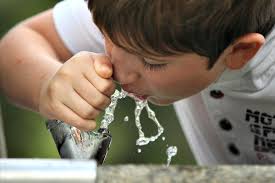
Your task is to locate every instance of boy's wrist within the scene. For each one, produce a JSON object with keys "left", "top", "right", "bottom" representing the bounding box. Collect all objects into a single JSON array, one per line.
[{"left": 36, "top": 59, "right": 63, "bottom": 114}]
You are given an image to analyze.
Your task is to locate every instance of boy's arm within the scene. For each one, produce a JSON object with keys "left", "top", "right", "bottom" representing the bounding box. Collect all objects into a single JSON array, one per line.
[
  {"left": 0, "top": 10, "right": 71, "bottom": 111},
  {"left": 0, "top": 1, "right": 113, "bottom": 131}
]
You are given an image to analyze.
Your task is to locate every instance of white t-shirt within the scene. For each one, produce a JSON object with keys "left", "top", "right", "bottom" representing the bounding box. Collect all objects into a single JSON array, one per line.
[
  {"left": 53, "top": 0, "right": 275, "bottom": 165},
  {"left": 53, "top": 0, "right": 104, "bottom": 54}
]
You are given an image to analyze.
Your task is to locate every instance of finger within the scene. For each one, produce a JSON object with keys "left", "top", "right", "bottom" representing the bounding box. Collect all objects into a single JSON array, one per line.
[
  {"left": 73, "top": 77, "right": 111, "bottom": 110},
  {"left": 62, "top": 89, "right": 101, "bottom": 120},
  {"left": 83, "top": 67, "right": 116, "bottom": 97},
  {"left": 52, "top": 101, "right": 97, "bottom": 131},
  {"left": 93, "top": 55, "right": 113, "bottom": 79},
  {"left": 78, "top": 53, "right": 115, "bottom": 96}
]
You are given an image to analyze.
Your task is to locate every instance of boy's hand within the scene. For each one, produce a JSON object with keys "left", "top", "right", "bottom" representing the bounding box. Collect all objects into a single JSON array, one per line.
[{"left": 39, "top": 52, "right": 115, "bottom": 131}]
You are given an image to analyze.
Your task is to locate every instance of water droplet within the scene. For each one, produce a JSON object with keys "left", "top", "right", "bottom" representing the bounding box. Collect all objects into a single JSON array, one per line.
[
  {"left": 124, "top": 116, "right": 129, "bottom": 122},
  {"left": 162, "top": 136, "right": 166, "bottom": 141},
  {"left": 166, "top": 146, "right": 178, "bottom": 167},
  {"left": 137, "top": 149, "right": 142, "bottom": 153}
]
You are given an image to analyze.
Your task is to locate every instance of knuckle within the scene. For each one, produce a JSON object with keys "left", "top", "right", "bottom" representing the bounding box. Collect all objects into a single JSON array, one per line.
[
  {"left": 47, "top": 80, "right": 60, "bottom": 96},
  {"left": 81, "top": 107, "right": 99, "bottom": 119},
  {"left": 48, "top": 101, "right": 60, "bottom": 114},
  {"left": 95, "top": 97, "right": 111, "bottom": 109},
  {"left": 109, "top": 83, "right": 116, "bottom": 94},
  {"left": 71, "top": 52, "right": 94, "bottom": 68},
  {"left": 73, "top": 51, "right": 90, "bottom": 61},
  {"left": 58, "top": 67, "right": 72, "bottom": 80},
  {"left": 99, "top": 81, "right": 115, "bottom": 95},
  {"left": 76, "top": 51, "right": 89, "bottom": 57},
  {"left": 87, "top": 121, "right": 97, "bottom": 131},
  {"left": 104, "top": 98, "right": 111, "bottom": 107},
  {"left": 102, "top": 100, "right": 111, "bottom": 109}
]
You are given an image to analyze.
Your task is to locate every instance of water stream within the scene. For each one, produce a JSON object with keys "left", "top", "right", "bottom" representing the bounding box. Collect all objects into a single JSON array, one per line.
[
  {"left": 69, "top": 88, "right": 177, "bottom": 165},
  {"left": 100, "top": 89, "right": 164, "bottom": 146}
]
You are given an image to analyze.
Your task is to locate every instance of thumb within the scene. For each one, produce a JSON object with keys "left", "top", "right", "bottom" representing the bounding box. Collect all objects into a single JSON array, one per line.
[{"left": 94, "top": 55, "right": 113, "bottom": 79}]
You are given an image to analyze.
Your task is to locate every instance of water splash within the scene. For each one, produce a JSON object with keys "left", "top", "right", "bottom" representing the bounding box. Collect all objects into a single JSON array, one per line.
[
  {"left": 166, "top": 146, "right": 178, "bottom": 167},
  {"left": 128, "top": 94, "right": 164, "bottom": 146},
  {"left": 99, "top": 89, "right": 164, "bottom": 147},
  {"left": 100, "top": 90, "right": 127, "bottom": 129}
]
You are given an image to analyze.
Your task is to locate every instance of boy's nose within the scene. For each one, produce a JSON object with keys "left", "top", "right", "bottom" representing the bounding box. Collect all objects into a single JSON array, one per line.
[
  {"left": 112, "top": 66, "right": 140, "bottom": 85},
  {"left": 111, "top": 56, "right": 141, "bottom": 85},
  {"left": 108, "top": 45, "right": 141, "bottom": 85}
]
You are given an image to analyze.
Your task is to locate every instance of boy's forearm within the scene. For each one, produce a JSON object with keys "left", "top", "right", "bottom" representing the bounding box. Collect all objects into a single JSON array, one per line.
[{"left": 0, "top": 24, "right": 63, "bottom": 112}]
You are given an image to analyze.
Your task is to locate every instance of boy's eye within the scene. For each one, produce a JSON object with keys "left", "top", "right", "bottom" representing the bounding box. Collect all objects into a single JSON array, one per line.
[{"left": 142, "top": 58, "right": 167, "bottom": 71}]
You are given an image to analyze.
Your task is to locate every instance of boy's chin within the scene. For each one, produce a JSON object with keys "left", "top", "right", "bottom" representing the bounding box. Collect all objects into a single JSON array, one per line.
[{"left": 147, "top": 96, "right": 177, "bottom": 106}]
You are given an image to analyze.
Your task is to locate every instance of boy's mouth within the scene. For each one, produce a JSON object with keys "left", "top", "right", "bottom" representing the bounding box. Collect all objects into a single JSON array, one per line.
[
  {"left": 132, "top": 94, "right": 148, "bottom": 100},
  {"left": 121, "top": 85, "right": 148, "bottom": 100},
  {"left": 125, "top": 91, "right": 149, "bottom": 100}
]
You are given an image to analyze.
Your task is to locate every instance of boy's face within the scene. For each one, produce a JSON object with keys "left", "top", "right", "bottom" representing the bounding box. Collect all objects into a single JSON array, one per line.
[{"left": 105, "top": 37, "right": 226, "bottom": 105}]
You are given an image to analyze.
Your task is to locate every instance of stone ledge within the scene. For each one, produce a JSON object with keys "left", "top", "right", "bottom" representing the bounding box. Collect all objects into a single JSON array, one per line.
[{"left": 97, "top": 165, "right": 275, "bottom": 183}]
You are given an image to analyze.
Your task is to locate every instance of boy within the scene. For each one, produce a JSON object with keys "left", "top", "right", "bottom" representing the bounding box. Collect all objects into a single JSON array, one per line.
[{"left": 0, "top": 0, "right": 275, "bottom": 164}]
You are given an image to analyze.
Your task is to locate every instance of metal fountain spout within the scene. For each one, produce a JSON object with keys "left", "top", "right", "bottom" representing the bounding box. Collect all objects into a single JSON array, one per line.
[{"left": 46, "top": 119, "right": 112, "bottom": 165}]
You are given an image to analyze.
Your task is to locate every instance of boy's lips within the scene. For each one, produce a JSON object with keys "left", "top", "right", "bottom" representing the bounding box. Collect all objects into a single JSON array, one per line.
[{"left": 132, "top": 94, "right": 148, "bottom": 100}]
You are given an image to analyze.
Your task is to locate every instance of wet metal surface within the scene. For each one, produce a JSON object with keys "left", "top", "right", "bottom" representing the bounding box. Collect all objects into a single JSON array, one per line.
[{"left": 46, "top": 120, "right": 111, "bottom": 164}]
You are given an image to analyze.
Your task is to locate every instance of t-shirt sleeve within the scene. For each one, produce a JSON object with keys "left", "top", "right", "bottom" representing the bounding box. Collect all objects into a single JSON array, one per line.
[{"left": 53, "top": 0, "right": 105, "bottom": 54}]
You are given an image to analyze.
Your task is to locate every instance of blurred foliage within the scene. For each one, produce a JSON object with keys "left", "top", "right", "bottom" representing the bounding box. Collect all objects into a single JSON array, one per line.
[{"left": 0, "top": 0, "right": 196, "bottom": 165}]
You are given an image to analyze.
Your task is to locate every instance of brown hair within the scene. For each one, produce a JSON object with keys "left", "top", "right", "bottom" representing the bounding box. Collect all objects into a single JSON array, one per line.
[{"left": 88, "top": 0, "right": 275, "bottom": 68}]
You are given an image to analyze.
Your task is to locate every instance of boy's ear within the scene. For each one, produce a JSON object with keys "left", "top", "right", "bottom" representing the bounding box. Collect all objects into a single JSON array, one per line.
[{"left": 225, "top": 33, "right": 265, "bottom": 70}]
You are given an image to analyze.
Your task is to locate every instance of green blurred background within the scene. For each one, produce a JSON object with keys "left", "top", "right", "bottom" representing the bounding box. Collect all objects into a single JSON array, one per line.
[{"left": 0, "top": 0, "right": 196, "bottom": 165}]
